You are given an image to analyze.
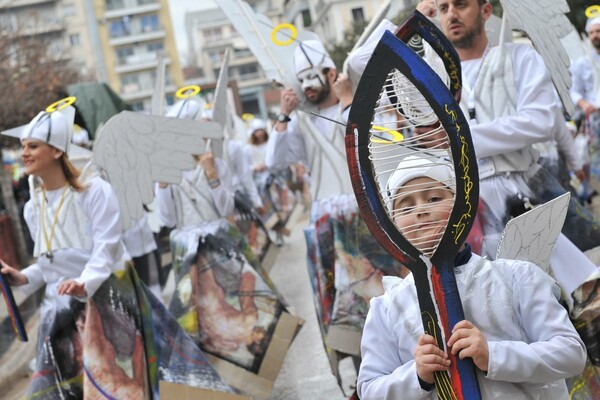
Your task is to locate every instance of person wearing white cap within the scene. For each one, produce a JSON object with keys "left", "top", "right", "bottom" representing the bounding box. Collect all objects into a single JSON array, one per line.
[
  {"left": 0, "top": 105, "right": 147, "bottom": 397},
  {"left": 155, "top": 97, "right": 289, "bottom": 374},
  {"left": 358, "top": 153, "right": 586, "bottom": 400},
  {"left": 570, "top": 15, "right": 600, "bottom": 202},
  {"left": 266, "top": 37, "right": 407, "bottom": 377}
]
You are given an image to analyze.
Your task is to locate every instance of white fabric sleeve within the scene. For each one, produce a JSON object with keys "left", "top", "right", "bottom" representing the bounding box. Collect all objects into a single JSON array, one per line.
[
  {"left": 240, "top": 146, "right": 263, "bottom": 208},
  {"left": 569, "top": 57, "right": 587, "bottom": 106},
  {"left": 73, "top": 179, "right": 124, "bottom": 300},
  {"left": 358, "top": 296, "right": 432, "bottom": 400},
  {"left": 472, "top": 46, "right": 561, "bottom": 159},
  {"left": 154, "top": 183, "right": 177, "bottom": 228},
  {"left": 555, "top": 122, "right": 582, "bottom": 171},
  {"left": 210, "top": 158, "right": 235, "bottom": 217},
  {"left": 265, "top": 117, "right": 307, "bottom": 169},
  {"left": 486, "top": 265, "right": 586, "bottom": 383},
  {"left": 19, "top": 201, "right": 47, "bottom": 296}
]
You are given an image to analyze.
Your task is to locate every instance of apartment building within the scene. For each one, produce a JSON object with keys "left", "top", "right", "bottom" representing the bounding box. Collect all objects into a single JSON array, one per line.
[{"left": 93, "top": 0, "right": 183, "bottom": 111}]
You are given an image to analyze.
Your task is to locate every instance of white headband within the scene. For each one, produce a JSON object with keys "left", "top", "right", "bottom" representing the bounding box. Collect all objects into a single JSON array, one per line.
[
  {"left": 586, "top": 16, "right": 600, "bottom": 33},
  {"left": 166, "top": 98, "right": 201, "bottom": 120}
]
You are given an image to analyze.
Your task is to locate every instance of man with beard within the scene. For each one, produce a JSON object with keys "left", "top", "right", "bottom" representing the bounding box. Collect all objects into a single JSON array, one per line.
[{"left": 266, "top": 40, "right": 406, "bottom": 382}]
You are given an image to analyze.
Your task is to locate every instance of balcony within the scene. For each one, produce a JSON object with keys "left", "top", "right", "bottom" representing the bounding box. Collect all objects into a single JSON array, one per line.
[
  {"left": 109, "top": 27, "right": 165, "bottom": 46},
  {"left": 121, "top": 83, "right": 176, "bottom": 102},
  {"left": 104, "top": 0, "right": 159, "bottom": 19},
  {"left": 18, "top": 18, "right": 64, "bottom": 36},
  {"left": 115, "top": 53, "right": 171, "bottom": 74},
  {"left": 1, "top": 0, "right": 56, "bottom": 9}
]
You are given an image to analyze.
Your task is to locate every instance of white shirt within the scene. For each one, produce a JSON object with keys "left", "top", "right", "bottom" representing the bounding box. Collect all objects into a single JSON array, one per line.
[
  {"left": 21, "top": 177, "right": 127, "bottom": 300},
  {"left": 122, "top": 214, "right": 157, "bottom": 258},
  {"left": 358, "top": 254, "right": 586, "bottom": 400},
  {"left": 227, "top": 140, "right": 263, "bottom": 208},
  {"left": 155, "top": 158, "right": 234, "bottom": 229},
  {"left": 570, "top": 52, "right": 600, "bottom": 106}
]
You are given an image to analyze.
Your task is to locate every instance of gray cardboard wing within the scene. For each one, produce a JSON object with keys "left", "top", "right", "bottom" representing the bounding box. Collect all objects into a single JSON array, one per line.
[{"left": 496, "top": 192, "right": 570, "bottom": 273}]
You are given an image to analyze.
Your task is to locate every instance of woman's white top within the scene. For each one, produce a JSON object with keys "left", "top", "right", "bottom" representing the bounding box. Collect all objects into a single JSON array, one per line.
[{"left": 21, "top": 177, "right": 127, "bottom": 301}]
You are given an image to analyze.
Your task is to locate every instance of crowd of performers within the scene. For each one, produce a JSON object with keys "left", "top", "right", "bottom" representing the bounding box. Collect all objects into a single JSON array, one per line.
[{"left": 3, "top": 0, "right": 600, "bottom": 399}]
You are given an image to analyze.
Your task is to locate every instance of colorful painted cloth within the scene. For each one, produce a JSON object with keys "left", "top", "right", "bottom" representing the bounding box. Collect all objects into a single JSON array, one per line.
[
  {"left": 168, "top": 221, "right": 287, "bottom": 374},
  {"left": 26, "top": 263, "right": 234, "bottom": 399},
  {"left": 305, "top": 195, "right": 404, "bottom": 351}
]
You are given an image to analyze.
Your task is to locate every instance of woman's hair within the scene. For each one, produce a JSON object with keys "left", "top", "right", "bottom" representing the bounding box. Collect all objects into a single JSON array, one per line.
[
  {"left": 249, "top": 129, "right": 269, "bottom": 145},
  {"left": 60, "top": 153, "right": 86, "bottom": 192}
]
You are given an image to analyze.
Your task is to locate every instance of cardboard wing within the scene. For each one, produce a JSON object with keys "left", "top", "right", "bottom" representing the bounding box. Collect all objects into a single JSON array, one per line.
[{"left": 496, "top": 192, "right": 570, "bottom": 273}]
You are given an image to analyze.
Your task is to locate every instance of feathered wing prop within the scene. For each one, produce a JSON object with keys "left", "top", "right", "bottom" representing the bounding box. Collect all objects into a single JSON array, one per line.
[
  {"left": 92, "top": 111, "right": 222, "bottom": 229},
  {"left": 151, "top": 52, "right": 167, "bottom": 117},
  {"left": 499, "top": 0, "right": 574, "bottom": 115},
  {"left": 217, "top": 0, "right": 318, "bottom": 93},
  {"left": 210, "top": 47, "right": 230, "bottom": 160}
]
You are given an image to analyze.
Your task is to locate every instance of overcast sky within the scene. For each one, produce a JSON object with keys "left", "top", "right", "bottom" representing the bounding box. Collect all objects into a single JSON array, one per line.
[{"left": 168, "top": 0, "right": 217, "bottom": 61}]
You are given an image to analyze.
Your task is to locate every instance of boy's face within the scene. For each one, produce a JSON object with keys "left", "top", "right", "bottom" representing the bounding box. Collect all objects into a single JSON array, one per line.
[{"left": 392, "top": 177, "right": 454, "bottom": 254}]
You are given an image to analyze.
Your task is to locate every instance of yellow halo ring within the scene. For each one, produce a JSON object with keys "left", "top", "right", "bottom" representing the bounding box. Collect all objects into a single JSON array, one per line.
[
  {"left": 370, "top": 125, "right": 404, "bottom": 144},
  {"left": 45, "top": 96, "right": 76, "bottom": 113},
  {"left": 271, "top": 23, "right": 297, "bottom": 46},
  {"left": 175, "top": 85, "right": 201, "bottom": 99},
  {"left": 242, "top": 113, "right": 255, "bottom": 122},
  {"left": 586, "top": 5, "right": 600, "bottom": 18}
]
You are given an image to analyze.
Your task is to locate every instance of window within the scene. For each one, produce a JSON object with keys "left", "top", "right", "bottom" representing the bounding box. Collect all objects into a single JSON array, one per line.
[
  {"left": 301, "top": 9, "right": 312, "bottom": 27},
  {"left": 131, "top": 101, "right": 145, "bottom": 111},
  {"left": 203, "top": 27, "right": 222, "bottom": 41},
  {"left": 147, "top": 42, "right": 163, "bottom": 52},
  {"left": 208, "top": 49, "right": 225, "bottom": 64},
  {"left": 351, "top": 7, "right": 365, "bottom": 24},
  {"left": 63, "top": 4, "right": 76, "bottom": 17},
  {"left": 69, "top": 33, "right": 81, "bottom": 46},
  {"left": 0, "top": 13, "right": 17, "bottom": 32},
  {"left": 141, "top": 14, "right": 159, "bottom": 33},
  {"left": 237, "top": 64, "right": 258, "bottom": 80},
  {"left": 109, "top": 16, "right": 131, "bottom": 37}
]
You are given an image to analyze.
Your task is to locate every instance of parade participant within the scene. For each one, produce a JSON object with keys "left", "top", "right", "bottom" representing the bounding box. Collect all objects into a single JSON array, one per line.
[
  {"left": 410, "top": 0, "right": 600, "bottom": 259},
  {"left": 156, "top": 96, "right": 295, "bottom": 382},
  {"left": 357, "top": 155, "right": 587, "bottom": 399},
  {"left": 266, "top": 39, "right": 404, "bottom": 373},
  {"left": 247, "top": 118, "right": 293, "bottom": 248},
  {"left": 0, "top": 103, "right": 235, "bottom": 398},
  {"left": 122, "top": 211, "right": 161, "bottom": 288},
  {"left": 570, "top": 16, "right": 600, "bottom": 190}
]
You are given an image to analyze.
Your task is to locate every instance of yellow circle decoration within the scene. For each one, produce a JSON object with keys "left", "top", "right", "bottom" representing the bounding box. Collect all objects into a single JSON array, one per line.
[
  {"left": 175, "top": 85, "right": 201, "bottom": 99},
  {"left": 370, "top": 126, "right": 404, "bottom": 144},
  {"left": 271, "top": 23, "right": 297, "bottom": 46},
  {"left": 45, "top": 96, "right": 76, "bottom": 113},
  {"left": 586, "top": 5, "right": 600, "bottom": 18},
  {"left": 242, "top": 113, "right": 255, "bottom": 122}
]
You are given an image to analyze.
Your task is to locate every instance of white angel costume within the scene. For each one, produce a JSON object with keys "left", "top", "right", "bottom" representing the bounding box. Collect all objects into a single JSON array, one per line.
[
  {"left": 16, "top": 107, "right": 235, "bottom": 399},
  {"left": 358, "top": 252, "right": 586, "bottom": 400},
  {"left": 570, "top": 16, "right": 600, "bottom": 191},
  {"left": 155, "top": 98, "right": 294, "bottom": 379},
  {"left": 265, "top": 40, "right": 405, "bottom": 368}
]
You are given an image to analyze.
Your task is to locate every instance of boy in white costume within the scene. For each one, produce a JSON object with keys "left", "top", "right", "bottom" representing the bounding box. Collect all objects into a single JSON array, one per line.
[{"left": 357, "top": 155, "right": 586, "bottom": 399}]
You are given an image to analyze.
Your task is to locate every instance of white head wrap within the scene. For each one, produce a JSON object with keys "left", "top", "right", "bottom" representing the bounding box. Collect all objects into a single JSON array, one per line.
[
  {"left": 21, "top": 106, "right": 75, "bottom": 154},
  {"left": 166, "top": 98, "right": 201, "bottom": 120},
  {"left": 586, "top": 16, "right": 600, "bottom": 33},
  {"left": 246, "top": 118, "right": 267, "bottom": 138},
  {"left": 385, "top": 155, "right": 455, "bottom": 210},
  {"left": 294, "top": 40, "right": 336, "bottom": 74}
]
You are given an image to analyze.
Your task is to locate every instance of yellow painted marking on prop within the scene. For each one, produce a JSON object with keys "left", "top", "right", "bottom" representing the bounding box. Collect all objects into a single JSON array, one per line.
[
  {"left": 370, "top": 125, "right": 404, "bottom": 143},
  {"left": 271, "top": 23, "right": 297, "bottom": 46},
  {"left": 242, "top": 113, "right": 255, "bottom": 121},
  {"left": 586, "top": 5, "right": 600, "bottom": 18},
  {"left": 423, "top": 311, "right": 458, "bottom": 399},
  {"left": 45, "top": 96, "right": 76, "bottom": 112},
  {"left": 175, "top": 85, "right": 201, "bottom": 99}
]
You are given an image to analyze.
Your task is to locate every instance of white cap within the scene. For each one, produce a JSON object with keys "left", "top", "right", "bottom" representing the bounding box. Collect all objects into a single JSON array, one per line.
[
  {"left": 21, "top": 106, "right": 75, "bottom": 153},
  {"left": 586, "top": 16, "right": 600, "bottom": 33},
  {"left": 294, "top": 40, "right": 336, "bottom": 74},
  {"left": 386, "top": 155, "right": 455, "bottom": 208},
  {"left": 166, "top": 98, "right": 201, "bottom": 120}
]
